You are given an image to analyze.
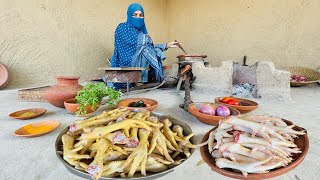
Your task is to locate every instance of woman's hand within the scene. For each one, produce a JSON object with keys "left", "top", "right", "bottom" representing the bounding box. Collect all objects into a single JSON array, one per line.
[{"left": 166, "top": 40, "right": 180, "bottom": 48}]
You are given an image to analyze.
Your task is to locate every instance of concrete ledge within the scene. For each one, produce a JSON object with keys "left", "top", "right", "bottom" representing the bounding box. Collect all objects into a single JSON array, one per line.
[
  {"left": 192, "top": 61, "right": 233, "bottom": 94},
  {"left": 256, "top": 61, "right": 291, "bottom": 100}
]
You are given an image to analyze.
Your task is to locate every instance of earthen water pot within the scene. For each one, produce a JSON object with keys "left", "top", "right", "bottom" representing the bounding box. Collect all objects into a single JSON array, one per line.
[
  {"left": 44, "top": 76, "right": 82, "bottom": 108},
  {"left": 0, "top": 63, "right": 9, "bottom": 89}
]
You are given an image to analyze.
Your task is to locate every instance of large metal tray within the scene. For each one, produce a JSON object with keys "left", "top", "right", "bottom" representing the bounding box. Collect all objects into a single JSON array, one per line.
[{"left": 55, "top": 112, "right": 196, "bottom": 180}]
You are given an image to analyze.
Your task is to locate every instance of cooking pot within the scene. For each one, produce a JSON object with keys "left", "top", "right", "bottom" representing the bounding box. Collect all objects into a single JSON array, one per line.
[{"left": 177, "top": 54, "right": 207, "bottom": 62}]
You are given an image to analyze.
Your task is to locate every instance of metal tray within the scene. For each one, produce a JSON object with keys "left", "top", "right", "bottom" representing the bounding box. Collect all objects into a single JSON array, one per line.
[{"left": 55, "top": 112, "right": 195, "bottom": 180}]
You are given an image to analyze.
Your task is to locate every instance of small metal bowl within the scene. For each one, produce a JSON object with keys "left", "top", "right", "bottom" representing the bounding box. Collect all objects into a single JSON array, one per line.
[{"left": 55, "top": 112, "right": 195, "bottom": 180}]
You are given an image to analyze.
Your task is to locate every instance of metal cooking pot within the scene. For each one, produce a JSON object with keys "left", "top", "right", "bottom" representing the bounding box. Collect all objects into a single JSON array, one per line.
[{"left": 177, "top": 54, "right": 207, "bottom": 63}]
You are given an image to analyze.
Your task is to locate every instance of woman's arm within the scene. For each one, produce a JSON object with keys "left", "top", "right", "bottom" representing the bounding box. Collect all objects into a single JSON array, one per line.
[{"left": 155, "top": 41, "right": 179, "bottom": 51}]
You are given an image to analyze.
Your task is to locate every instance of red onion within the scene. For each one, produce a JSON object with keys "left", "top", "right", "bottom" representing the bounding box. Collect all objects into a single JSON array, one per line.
[
  {"left": 216, "top": 105, "right": 231, "bottom": 117},
  {"left": 298, "top": 76, "right": 307, "bottom": 81},
  {"left": 292, "top": 75, "right": 300, "bottom": 79},
  {"left": 199, "top": 104, "right": 216, "bottom": 115},
  {"left": 291, "top": 75, "right": 307, "bottom": 82}
]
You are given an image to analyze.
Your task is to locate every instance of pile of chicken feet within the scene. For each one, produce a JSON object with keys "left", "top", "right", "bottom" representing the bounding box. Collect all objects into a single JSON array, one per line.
[
  {"left": 203, "top": 115, "right": 305, "bottom": 177},
  {"left": 61, "top": 108, "right": 197, "bottom": 180}
]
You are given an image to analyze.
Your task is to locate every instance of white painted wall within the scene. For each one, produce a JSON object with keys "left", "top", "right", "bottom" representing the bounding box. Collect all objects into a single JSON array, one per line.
[
  {"left": 1, "top": 0, "right": 320, "bottom": 88},
  {"left": 0, "top": 0, "right": 167, "bottom": 88}
]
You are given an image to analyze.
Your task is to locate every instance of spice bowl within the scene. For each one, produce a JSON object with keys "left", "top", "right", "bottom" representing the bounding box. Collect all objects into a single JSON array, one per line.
[
  {"left": 14, "top": 120, "right": 61, "bottom": 137},
  {"left": 9, "top": 108, "right": 47, "bottom": 120}
]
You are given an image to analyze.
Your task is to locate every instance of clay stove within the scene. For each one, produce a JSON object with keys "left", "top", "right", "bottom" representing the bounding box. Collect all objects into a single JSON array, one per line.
[{"left": 190, "top": 59, "right": 291, "bottom": 101}]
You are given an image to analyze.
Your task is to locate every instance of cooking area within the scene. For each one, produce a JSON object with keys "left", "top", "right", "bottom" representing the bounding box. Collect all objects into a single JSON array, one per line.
[{"left": 1, "top": 1, "right": 320, "bottom": 180}]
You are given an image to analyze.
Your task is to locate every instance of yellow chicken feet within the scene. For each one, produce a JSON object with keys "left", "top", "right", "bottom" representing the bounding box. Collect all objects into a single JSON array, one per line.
[
  {"left": 162, "top": 119, "right": 180, "bottom": 149},
  {"left": 172, "top": 125, "right": 197, "bottom": 157},
  {"left": 103, "top": 150, "right": 128, "bottom": 162},
  {"left": 131, "top": 111, "right": 150, "bottom": 121},
  {"left": 78, "top": 120, "right": 153, "bottom": 140},
  {"left": 111, "top": 145, "right": 128, "bottom": 155},
  {"left": 106, "top": 131, "right": 129, "bottom": 145},
  {"left": 102, "top": 160, "right": 125, "bottom": 177},
  {"left": 69, "top": 110, "right": 130, "bottom": 134},
  {"left": 120, "top": 129, "right": 150, "bottom": 177},
  {"left": 86, "top": 139, "right": 111, "bottom": 180},
  {"left": 62, "top": 134, "right": 91, "bottom": 167},
  {"left": 150, "top": 154, "right": 173, "bottom": 165},
  {"left": 149, "top": 127, "right": 175, "bottom": 162},
  {"left": 126, "top": 127, "right": 140, "bottom": 148},
  {"left": 61, "top": 109, "right": 196, "bottom": 179}
]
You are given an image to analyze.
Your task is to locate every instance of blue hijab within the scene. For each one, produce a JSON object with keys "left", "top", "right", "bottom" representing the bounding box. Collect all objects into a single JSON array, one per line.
[
  {"left": 111, "top": 3, "right": 148, "bottom": 68},
  {"left": 127, "top": 3, "right": 148, "bottom": 34}
]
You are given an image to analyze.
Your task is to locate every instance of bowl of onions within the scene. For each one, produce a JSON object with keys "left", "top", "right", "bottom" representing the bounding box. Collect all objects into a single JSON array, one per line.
[
  {"left": 188, "top": 103, "right": 240, "bottom": 125},
  {"left": 289, "top": 67, "right": 320, "bottom": 87}
]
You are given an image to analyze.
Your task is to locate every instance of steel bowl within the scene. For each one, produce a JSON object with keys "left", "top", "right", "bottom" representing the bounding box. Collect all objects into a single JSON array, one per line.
[{"left": 55, "top": 112, "right": 195, "bottom": 180}]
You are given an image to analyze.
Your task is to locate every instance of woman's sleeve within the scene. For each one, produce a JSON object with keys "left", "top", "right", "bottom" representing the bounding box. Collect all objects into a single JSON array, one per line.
[{"left": 154, "top": 44, "right": 168, "bottom": 51}]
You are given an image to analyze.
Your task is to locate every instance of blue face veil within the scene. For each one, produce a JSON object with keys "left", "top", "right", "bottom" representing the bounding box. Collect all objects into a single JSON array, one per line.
[{"left": 126, "top": 3, "right": 148, "bottom": 34}]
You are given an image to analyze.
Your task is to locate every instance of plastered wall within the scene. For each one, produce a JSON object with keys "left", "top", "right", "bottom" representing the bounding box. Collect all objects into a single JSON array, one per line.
[
  {"left": 0, "top": 0, "right": 167, "bottom": 88},
  {"left": 1, "top": 0, "right": 320, "bottom": 88},
  {"left": 166, "top": 0, "right": 320, "bottom": 69}
]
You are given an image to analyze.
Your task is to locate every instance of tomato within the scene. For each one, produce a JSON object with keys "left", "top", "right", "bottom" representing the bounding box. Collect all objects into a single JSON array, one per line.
[
  {"left": 226, "top": 99, "right": 239, "bottom": 105},
  {"left": 221, "top": 97, "right": 232, "bottom": 103}
]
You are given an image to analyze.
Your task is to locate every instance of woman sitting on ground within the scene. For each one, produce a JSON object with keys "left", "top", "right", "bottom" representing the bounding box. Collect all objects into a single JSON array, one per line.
[{"left": 106, "top": 3, "right": 179, "bottom": 89}]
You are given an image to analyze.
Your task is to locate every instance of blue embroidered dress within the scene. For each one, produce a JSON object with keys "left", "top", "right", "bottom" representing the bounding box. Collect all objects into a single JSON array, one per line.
[{"left": 106, "top": 3, "right": 167, "bottom": 89}]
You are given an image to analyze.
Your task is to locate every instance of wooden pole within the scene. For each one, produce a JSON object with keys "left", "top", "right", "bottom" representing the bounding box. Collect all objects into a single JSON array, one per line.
[{"left": 179, "top": 72, "right": 193, "bottom": 111}]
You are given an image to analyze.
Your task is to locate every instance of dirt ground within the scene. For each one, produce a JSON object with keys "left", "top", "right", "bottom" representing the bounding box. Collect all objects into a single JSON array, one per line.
[{"left": 0, "top": 84, "right": 319, "bottom": 180}]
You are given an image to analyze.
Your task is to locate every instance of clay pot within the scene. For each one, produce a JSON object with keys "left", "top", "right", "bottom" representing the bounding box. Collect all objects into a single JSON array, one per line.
[
  {"left": 214, "top": 97, "right": 259, "bottom": 114},
  {"left": 44, "top": 76, "right": 82, "bottom": 108},
  {"left": 0, "top": 63, "right": 9, "bottom": 89},
  {"left": 64, "top": 98, "right": 100, "bottom": 116},
  {"left": 117, "top": 98, "right": 158, "bottom": 112},
  {"left": 200, "top": 119, "right": 309, "bottom": 179},
  {"left": 188, "top": 102, "right": 240, "bottom": 126}
]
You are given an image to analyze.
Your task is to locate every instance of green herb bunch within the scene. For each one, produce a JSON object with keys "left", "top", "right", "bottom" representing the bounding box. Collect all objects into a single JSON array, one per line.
[{"left": 75, "top": 82, "right": 122, "bottom": 115}]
